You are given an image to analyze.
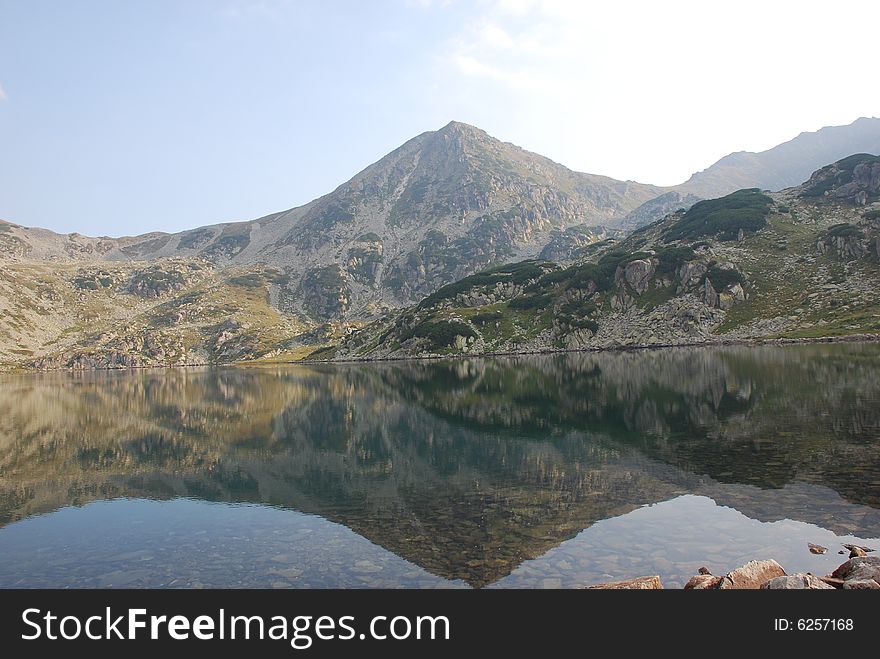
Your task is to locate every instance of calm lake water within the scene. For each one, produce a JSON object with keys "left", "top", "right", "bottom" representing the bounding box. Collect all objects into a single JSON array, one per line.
[{"left": 1, "top": 343, "right": 879, "bottom": 588}]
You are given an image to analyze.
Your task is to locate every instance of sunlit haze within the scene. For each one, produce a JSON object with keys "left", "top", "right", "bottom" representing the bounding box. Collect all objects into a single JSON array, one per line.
[{"left": 0, "top": 0, "right": 877, "bottom": 235}]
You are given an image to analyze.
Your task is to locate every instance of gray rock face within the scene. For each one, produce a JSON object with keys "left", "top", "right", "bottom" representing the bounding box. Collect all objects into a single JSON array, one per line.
[
  {"left": 703, "top": 278, "right": 719, "bottom": 308},
  {"left": 719, "top": 282, "right": 746, "bottom": 311},
  {"left": 761, "top": 575, "right": 834, "bottom": 590},
  {"left": 817, "top": 235, "right": 869, "bottom": 259},
  {"left": 842, "top": 579, "right": 880, "bottom": 589},
  {"left": 617, "top": 258, "right": 657, "bottom": 294},
  {"left": 678, "top": 261, "right": 707, "bottom": 291},
  {"left": 831, "top": 556, "right": 880, "bottom": 586}
]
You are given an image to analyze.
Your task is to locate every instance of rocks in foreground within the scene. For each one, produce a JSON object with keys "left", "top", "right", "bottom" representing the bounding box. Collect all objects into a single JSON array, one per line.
[
  {"left": 683, "top": 559, "right": 785, "bottom": 590},
  {"left": 762, "top": 575, "right": 835, "bottom": 590},
  {"left": 584, "top": 576, "right": 663, "bottom": 590},
  {"left": 831, "top": 556, "right": 880, "bottom": 589},
  {"left": 585, "top": 554, "right": 880, "bottom": 590}
]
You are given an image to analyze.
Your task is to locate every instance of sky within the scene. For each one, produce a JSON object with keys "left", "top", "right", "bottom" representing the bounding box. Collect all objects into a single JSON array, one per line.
[{"left": 0, "top": 0, "right": 878, "bottom": 236}]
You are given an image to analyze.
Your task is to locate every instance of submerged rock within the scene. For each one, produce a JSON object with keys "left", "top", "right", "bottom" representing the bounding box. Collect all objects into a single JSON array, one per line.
[
  {"left": 808, "top": 543, "right": 827, "bottom": 555},
  {"left": 584, "top": 575, "right": 663, "bottom": 590}
]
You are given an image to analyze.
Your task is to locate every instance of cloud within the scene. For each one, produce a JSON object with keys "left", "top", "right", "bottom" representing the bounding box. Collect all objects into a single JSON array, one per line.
[
  {"left": 433, "top": 0, "right": 880, "bottom": 185},
  {"left": 0, "top": 83, "right": 6, "bottom": 102}
]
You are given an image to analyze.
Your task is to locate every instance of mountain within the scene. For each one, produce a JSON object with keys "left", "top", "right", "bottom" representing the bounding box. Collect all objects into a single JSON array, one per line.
[
  {"left": 677, "top": 117, "right": 880, "bottom": 199},
  {"left": 3, "top": 120, "right": 880, "bottom": 370},
  {"left": 0, "top": 121, "right": 664, "bottom": 369},
  {"left": 325, "top": 153, "right": 880, "bottom": 361}
]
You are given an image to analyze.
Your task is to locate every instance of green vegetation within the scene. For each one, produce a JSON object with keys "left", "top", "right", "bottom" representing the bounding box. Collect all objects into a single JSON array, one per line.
[
  {"left": 227, "top": 273, "right": 265, "bottom": 288},
  {"left": 864, "top": 209, "right": 880, "bottom": 221},
  {"left": 508, "top": 293, "right": 552, "bottom": 310},
  {"left": 400, "top": 320, "right": 477, "bottom": 350},
  {"left": 822, "top": 223, "right": 865, "bottom": 240},
  {"left": 664, "top": 189, "right": 772, "bottom": 242},
  {"left": 802, "top": 154, "right": 880, "bottom": 198},
  {"left": 471, "top": 311, "right": 503, "bottom": 325},
  {"left": 706, "top": 265, "right": 744, "bottom": 291},
  {"left": 654, "top": 246, "right": 696, "bottom": 277},
  {"left": 418, "top": 260, "right": 548, "bottom": 309},
  {"left": 305, "top": 265, "right": 346, "bottom": 288},
  {"left": 179, "top": 228, "right": 215, "bottom": 250},
  {"left": 129, "top": 268, "right": 187, "bottom": 297},
  {"left": 533, "top": 250, "right": 653, "bottom": 293},
  {"left": 357, "top": 232, "right": 381, "bottom": 242},
  {"left": 555, "top": 298, "right": 599, "bottom": 332},
  {"left": 201, "top": 234, "right": 250, "bottom": 258},
  {"left": 73, "top": 272, "right": 115, "bottom": 291}
]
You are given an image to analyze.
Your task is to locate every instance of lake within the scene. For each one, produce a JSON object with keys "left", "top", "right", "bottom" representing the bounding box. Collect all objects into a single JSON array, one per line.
[{"left": 1, "top": 343, "right": 879, "bottom": 588}]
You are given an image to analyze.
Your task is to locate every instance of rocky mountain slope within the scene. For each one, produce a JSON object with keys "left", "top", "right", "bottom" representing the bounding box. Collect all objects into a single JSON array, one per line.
[
  {"left": 3, "top": 121, "right": 880, "bottom": 371},
  {"left": 0, "top": 122, "right": 666, "bottom": 369},
  {"left": 677, "top": 116, "right": 880, "bottom": 199},
  {"left": 326, "top": 153, "right": 880, "bottom": 361}
]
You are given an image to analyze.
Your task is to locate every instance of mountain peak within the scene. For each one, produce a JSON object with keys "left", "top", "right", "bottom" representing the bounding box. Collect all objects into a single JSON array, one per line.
[{"left": 678, "top": 117, "right": 880, "bottom": 198}]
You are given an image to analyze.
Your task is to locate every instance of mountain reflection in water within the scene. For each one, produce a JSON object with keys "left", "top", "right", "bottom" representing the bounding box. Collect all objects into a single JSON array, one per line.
[{"left": 1, "top": 343, "right": 879, "bottom": 588}]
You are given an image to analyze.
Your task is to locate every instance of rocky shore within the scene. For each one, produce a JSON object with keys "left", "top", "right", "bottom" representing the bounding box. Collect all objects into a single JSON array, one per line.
[
  {"left": 586, "top": 545, "right": 879, "bottom": 590},
  {"left": 314, "top": 332, "right": 880, "bottom": 365}
]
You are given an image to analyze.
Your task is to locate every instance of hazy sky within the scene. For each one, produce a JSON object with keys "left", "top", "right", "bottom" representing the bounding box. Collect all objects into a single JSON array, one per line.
[{"left": 1, "top": 0, "right": 878, "bottom": 236}]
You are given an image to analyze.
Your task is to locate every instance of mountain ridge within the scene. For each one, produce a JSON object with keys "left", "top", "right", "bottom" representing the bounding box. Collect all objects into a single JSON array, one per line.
[{"left": 2, "top": 120, "right": 880, "bottom": 369}]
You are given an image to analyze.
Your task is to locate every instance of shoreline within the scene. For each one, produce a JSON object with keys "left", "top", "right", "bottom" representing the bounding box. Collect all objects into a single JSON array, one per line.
[
  {"left": 4, "top": 332, "right": 880, "bottom": 373},
  {"left": 302, "top": 332, "right": 880, "bottom": 366}
]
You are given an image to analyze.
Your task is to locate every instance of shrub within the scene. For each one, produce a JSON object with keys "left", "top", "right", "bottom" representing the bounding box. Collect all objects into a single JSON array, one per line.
[
  {"left": 707, "top": 265, "right": 744, "bottom": 291},
  {"left": 864, "top": 209, "right": 880, "bottom": 221},
  {"left": 471, "top": 311, "right": 503, "bottom": 325},
  {"left": 418, "top": 260, "right": 548, "bottom": 309},
  {"left": 508, "top": 294, "right": 552, "bottom": 310},
  {"left": 664, "top": 189, "right": 772, "bottom": 242},
  {"left": 823, "top": 223, "right": 865, "bottom": 240},
  {"left": 401, "top": 320, "right": 477, "bottom": 349}
]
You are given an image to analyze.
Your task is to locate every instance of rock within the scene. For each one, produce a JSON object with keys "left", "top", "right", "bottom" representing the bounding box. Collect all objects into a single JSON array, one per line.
[
  {"left": 842, "top": 579, "right": 880, "bottom": 590},
  {"left": 721, "top": 559, "right": 786, "bottom": 589},
  {"left": 849, "top": 546, "right": 867, "bottom": 558},
  {"left": 761, "top": 575, "right": 835, "bottom": 590},
  {"left": 703, "top": 278, "right": 719, "bottom": 308},
  {"left": 843, "top": 543, "right": 874, "bottom": 554},
  {"left": 698, "top": 566, "right": 712, "bottom": 575},
  {"left": 617, "top": 259, "right": 657, "bottom": 295},
  {"left": 831, "top": 556, "right": 880, "bottom": 585},
  {"left": 678, "top": 261, "right": 707, "bottom": 290},
  {"left": 684, "top": 575, "right": 724, "bottom": 590},
  {"left": 808, "top": 543, "right": 827, "bottom": 555},
  {"left": 584, "top": 576, "right": 663, "bottom": 590}
]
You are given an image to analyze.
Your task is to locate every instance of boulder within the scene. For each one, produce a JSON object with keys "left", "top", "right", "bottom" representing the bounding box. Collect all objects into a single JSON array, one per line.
[
  {"left": 721, "top": 559, "right": 786, "bottom": 589},
  {"left": 678, "top": 261, "right": 707, "bottom": 290},
  {"left": 618, "top": 259, "right": 657, "bottom": 295},
  {"left": 831, "top": 556, "right": 880, "bottom": 585},
  {"left": 584, "top": 575, "right": 663, "bottom": 590},
  {"left": 684, "top": 575, "right": 724, "bottom": 590},
  {"left": 842, "top": 579, "right": 880, "bottom": 590},
  {"left": 703, "top": 278, "right": 719, "bottom": 308},
  {"left": 761, "top": 575, "right": 834, "bottom": 590}
]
